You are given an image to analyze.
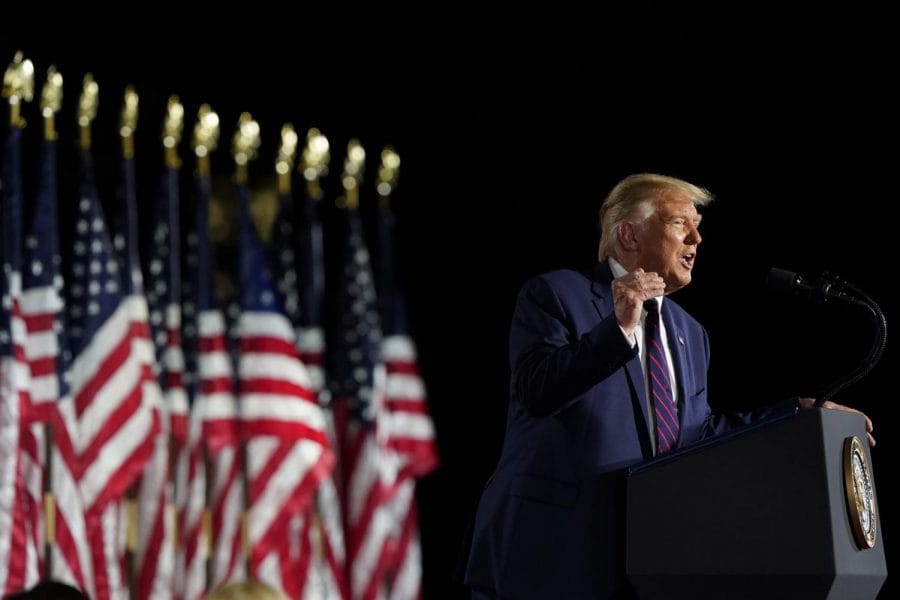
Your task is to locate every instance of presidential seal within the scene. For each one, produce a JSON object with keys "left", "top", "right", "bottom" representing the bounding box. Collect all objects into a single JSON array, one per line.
[{"left": 843, "top": 436, "right": 877, "bottom": 549}]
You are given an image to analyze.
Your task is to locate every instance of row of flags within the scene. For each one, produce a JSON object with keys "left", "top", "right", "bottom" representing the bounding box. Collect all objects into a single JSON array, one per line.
[{"left": 1, "top": 52, "right": 437, "bottom": 599}]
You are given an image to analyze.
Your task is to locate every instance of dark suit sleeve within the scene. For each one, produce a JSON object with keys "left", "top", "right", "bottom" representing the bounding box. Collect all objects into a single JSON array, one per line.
[
  {"left": 700, "top": 398, "right": 801, "bottom": 438},
  {"left": 510, "top": 275, "right": 637, "bottom": 417}
]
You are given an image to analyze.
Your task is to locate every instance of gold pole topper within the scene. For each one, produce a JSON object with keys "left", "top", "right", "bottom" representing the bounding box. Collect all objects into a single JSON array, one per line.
[
  {"left": 3, "top": 51, "right": 35, "bottom": 128},
  {"left": 78, "top": 73, "right": 99, "bottom": 151},
  {"left": 339, "top": 139, "right": 365, "bottom": 210},
  {"left": 120, "top": 86, "right": 139, "bottom": 158},
  {"left": 163, "top": 95, "right": 185, "bottom": 169},
  {"left": 232, "top": 112, "right": 260, "bottom": 184},
  {"left": 276, "top": 124, "right": 298, "bottom": 194},
  {"left": 376, "top": 146, "right": 401, "bottom": 209},
  {"left": 40, "top": 66, "right": 63, "bottom": 141},
  {"left": 300, "top": 128, "right": 330, "bottom": 201},
  {"left": 192, "top": 104, "right": 220, "bottom": 176}
]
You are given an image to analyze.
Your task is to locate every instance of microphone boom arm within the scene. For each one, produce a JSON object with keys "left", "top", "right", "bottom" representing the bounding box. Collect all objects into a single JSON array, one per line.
[{"left": 815, "top": 276, "right": 888, "bottom": 406}]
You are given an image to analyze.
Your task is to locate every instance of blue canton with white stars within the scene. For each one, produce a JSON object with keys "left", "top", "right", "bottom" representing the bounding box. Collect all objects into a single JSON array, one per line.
[{"left": 66, "top": 153, "right": 124, "bottom": 357}]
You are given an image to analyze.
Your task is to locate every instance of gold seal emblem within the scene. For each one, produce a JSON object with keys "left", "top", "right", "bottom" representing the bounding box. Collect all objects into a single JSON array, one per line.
[{"left": 843, "top": 436, "right": 877, "bottom": 549}]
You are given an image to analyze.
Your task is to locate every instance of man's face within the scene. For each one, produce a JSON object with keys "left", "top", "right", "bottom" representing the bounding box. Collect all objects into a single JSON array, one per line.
[{"left": 633, "top": 194, "right": 702, "bottom": 293}]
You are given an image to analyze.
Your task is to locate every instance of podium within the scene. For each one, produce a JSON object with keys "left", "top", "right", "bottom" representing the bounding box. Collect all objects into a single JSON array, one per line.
[{"left": 626, "top": 409, "right": 886, "bottom": 599}]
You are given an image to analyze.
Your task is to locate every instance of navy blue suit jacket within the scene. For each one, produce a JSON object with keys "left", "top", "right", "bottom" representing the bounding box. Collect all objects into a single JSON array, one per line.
[{"left": 465, "top": 262, "right": 797, "bottom": 598}]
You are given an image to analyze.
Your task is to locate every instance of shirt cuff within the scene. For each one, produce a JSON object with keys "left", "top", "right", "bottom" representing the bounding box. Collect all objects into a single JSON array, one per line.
[{"left": 619, "top": 325, "right": 637, "bottom": 350}]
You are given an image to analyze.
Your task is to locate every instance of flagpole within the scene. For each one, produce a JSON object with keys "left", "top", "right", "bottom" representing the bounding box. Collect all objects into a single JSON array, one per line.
[
  {"left": 337, "top": 139, "right": 365, "bottom": 211},
  {"left": 162, "top": 95, "right": 185, "bottom": 562},
  {"left": 276, "top": 123, "right": 306, "bottom": 582},
  {"left": 3, "top": 50, "right": 35, "bottom": 592},
  {"left": 300, "top": 128, "right": 329, "bottom": 204},
  {"left": 298, "top": 127, "right": 330, "bottom": 357},
  {"left": 375, "top": 145, "right": 400, "bottom": 337},
  {"left": 299, "top": 129, "right": 341, "bottom": 597},
  {"left": 338, "top": 137, "right": 363, "bottom": 586},
  {"left": 376, "top": 146, "right": 400, "bottom": 211},
  {"left": 334, "top": 137, "right": 366, "bottom": 503},
  {"left": 40, "top": 63, "right": 63, "bottom": 580},
  {"left": 77, "top": 74, "right": 98, "bottom": 154},
  {"left": 192, "top": 104, "right": 221, "bottom": 593},
  {"left": 277, "top": 124, "right": 298, "bottom": 197},
  {"left": 117, "top": 83, "right": 141, "bottom": 600},
  {"left": 299, "top": 126, "right": 330, "bottom": 358},
  {"left": 336, "top": 139, "right": 373, "bottom": 597},
  {"left": 5, "top": 50, "right": 43, "bottom": 578},
  {"left": 231, "top": 113, "right": 261, "bottom": 579}
]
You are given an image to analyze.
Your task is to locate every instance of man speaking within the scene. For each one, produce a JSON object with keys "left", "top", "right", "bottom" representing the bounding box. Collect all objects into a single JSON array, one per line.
[{"left": 464, "top": 173, "right": 873, "bottom": 598}]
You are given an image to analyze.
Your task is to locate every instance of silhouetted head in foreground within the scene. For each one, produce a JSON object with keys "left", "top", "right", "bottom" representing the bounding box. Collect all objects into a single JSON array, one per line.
[
  {"left": 4, "top": 580, "right": 89, "bottom": 599},
  {"left": 207, "top": 580, "right": 287, "bottom": 600}
]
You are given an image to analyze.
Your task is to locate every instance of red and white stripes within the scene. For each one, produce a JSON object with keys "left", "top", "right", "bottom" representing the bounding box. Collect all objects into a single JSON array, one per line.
[{"left": 238, "top": 311, "right": 334, "bottom": 588}]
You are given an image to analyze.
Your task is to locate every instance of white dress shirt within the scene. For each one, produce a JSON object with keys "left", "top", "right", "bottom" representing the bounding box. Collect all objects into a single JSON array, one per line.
[{"left": 608, "top": 258, "right": 679, "bottom": 454}]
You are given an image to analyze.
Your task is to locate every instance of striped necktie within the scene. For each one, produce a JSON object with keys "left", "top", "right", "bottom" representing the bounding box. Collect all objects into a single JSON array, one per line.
[{"left": 644, "top": 300, "right": 679, "bottom": 453}]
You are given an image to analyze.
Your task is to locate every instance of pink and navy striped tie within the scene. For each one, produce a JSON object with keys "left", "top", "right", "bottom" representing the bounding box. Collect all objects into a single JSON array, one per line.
[{"left": 645, "top": 300, "right": 680, "bottom": 453}]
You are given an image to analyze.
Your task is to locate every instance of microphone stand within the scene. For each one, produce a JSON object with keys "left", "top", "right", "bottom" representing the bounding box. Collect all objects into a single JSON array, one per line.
[{"left": 814, "top": 274, "right": 888, "bottom": 407}]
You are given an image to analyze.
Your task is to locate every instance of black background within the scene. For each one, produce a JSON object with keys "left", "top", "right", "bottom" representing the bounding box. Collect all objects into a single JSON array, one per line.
[{"left": 3, "top": 18, "right": 895, "bottom": 598}]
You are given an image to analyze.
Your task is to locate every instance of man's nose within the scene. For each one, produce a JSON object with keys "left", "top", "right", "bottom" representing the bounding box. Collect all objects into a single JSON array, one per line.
[{"left": 686, "top": 224, "right": 702, "bottom": 245}]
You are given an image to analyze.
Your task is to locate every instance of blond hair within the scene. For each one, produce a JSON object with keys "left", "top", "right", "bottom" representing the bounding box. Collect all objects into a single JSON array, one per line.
[
  {"left": 598, "top": 173, "right": 713, "bottom": 260},
  {"left": 207, "top": 581, "right": 287, "bottom": 600}
]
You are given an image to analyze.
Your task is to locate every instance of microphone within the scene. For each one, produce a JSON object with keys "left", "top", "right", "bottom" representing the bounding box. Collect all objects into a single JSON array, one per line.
[
  {"left": 766, "top": 267, "right": 887, "bottom": 406},
  {"left": 766, "top": 267, "right": 863, "bottom": 305}
]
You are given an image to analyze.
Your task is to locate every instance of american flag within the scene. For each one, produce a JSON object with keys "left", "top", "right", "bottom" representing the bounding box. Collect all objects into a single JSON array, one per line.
[
  {"left": 331, "top": 207, "right": 398, "bottom": 600},
  {"left": 374, "top": 203, "right": 438, "bottom": 600},
  {"left": 188, "top": 168, "right": 239, "bottom": 451},
  {"left": 1, "top": 124, "right": 40, "bottom": 595},
  {"left": 268, "top": 183, "right": 304, "bottom": 600},
  {"left": 180, "top": 163, "right": 242, "bottom": 594},
  {"left": 146, "top": 165, "right": 189, "bottom": 443},
  {"left": 113, "top": 138, "right": 176, "bottom": 600},
  {"left": 269, "top": 181, "right": 347, "bottom": 599},
  {"left": 138, "top": 159, "right": 194, "bottom": 599},
  {"left": 20, "top": 135, "right": 95, "bottom": 593},
  {"left": 21, "top": 136, "right": 63, "bottom": 422},
  {"left": 67, "top": 148, "right": 157, "bottom": 599},
  {"left": 235, "top": 180, "right": 334, "bottom": 589}
]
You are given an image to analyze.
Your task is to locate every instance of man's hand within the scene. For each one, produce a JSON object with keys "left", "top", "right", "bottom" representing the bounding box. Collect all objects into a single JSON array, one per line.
[
  {"left": 799, "top": 397, "right": 875, "bottom": 447},
  {"left": 612, "top": 268, "right": 666, "bottom": 337}
]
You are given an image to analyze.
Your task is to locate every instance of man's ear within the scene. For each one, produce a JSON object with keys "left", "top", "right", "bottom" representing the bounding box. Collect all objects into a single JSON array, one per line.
[{"left": 617, "top": 222, "right": 638, "bottom": 251}]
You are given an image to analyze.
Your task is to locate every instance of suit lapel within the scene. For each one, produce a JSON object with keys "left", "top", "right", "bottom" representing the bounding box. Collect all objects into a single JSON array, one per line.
[{"left": 590, "top": 262, "right": 651, "bottom": 443}]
